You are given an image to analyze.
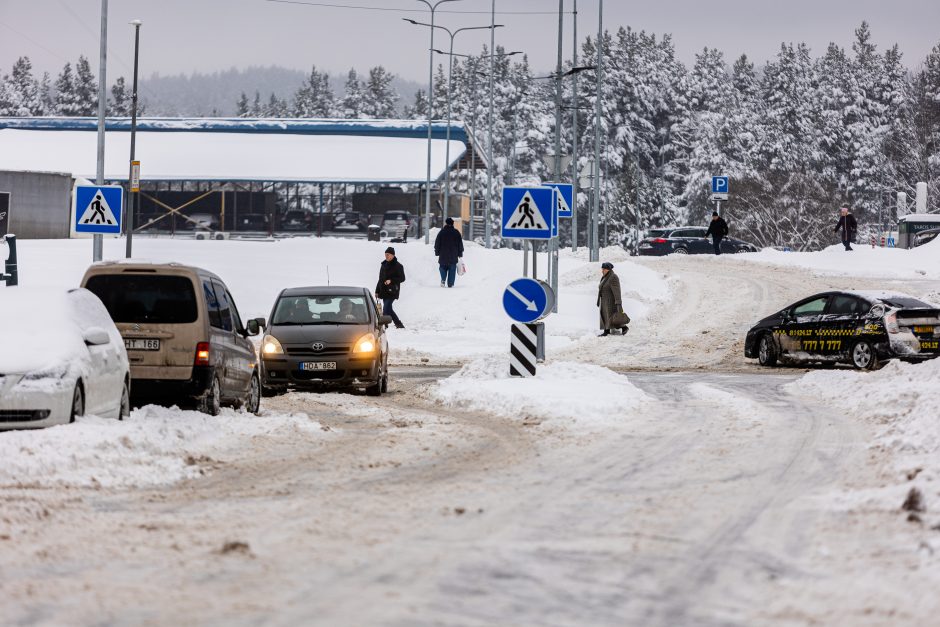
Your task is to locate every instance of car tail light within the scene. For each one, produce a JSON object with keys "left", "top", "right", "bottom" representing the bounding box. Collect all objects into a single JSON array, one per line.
[
  {"left": 194, "top": 342, "right": 210, "bottom": 366},
  {"left": 884, "top": 312, "right": 900, "bottom": 334},
  {"left": 652, "top": 238, "right": 667, "bottom": 244}
]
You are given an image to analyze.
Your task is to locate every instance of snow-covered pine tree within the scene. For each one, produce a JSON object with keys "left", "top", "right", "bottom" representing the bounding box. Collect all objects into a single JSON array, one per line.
[
  {"left": 9, "top": 57, "right": 43, "bottom": 115},
  {"left": 250, "top": 91, "right": 262, "bottom": 117},
  {"left": 54, "top": 62, "right": 82, "bottom": 115},
  {"left": 266, "top": 92, "right": 289, "bottom": 117},
  {"left": 236, "top": 92, "right": 250, "bottom": 117},
  {"left": 293, "top": 65, "right": 335, "bottom": 117},
  {"left": 341, "top": 68, "right": 364, "bottom": 118},
  {"left": 361, "top": 66, "right": 398, "bottom": 118},
  {"left": 73, "top": 55, "right": 98, "bottom": 116},
  {"left": 110, "top": 76, "right": 131, "bottom": 116},
  {"left": 0, "top": 75, "right": 15, "bottom": 116},
  {"left": 39, "top": 72, "right": 53, "bottom": 115},
  {"left": 403, "top": 89, "right": 428, "bottom": 119}
]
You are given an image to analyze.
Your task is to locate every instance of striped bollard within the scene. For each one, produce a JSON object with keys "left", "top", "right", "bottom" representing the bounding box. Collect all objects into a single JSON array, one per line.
[{"left": 510, "top": 323, "right": 538, "bottom": 377}]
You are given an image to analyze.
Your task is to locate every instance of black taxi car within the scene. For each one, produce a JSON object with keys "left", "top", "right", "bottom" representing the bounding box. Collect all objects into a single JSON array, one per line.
[
  {"left": 745, "top": 291, "right": 940, "bottom": 369},
  {"left": 260, "top": 286, "right": 392, "bottom": 395},
  {"left": 637, "top": 227, "right": 759, "bottom": 255}
]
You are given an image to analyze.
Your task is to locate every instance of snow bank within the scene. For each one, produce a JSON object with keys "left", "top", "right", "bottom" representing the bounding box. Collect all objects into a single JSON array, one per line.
[
  {"left": 790, "top": 358, "right": 940, "bottom": 512},
  {"left": 0, "top": 406, "right": 327, "bottom": 489},
  {"left": 430, "top": 356, "right": 650, "bottom": 429}
]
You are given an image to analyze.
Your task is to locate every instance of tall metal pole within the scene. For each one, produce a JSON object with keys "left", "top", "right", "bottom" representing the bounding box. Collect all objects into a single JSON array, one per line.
[
  {"left": 125, "top": 20, "right": 141, "bottom": 258},
  {"left": 443, "top": 33, "right": 456, "bottom": 223},
  {"left": 484, "top": 0, "right": 496, "bottom": 249},
  {"left": 570, "top": 0, "right": 579, "bottom": 252},
  {"left": 94, "top": 0, "right": 108, "bottom": 262},
  {"left": 591, "top": 0, "right": 603, "bottom": 262},
  {"left": 551, "top": 0, "right": 564, "bottom": 312}
]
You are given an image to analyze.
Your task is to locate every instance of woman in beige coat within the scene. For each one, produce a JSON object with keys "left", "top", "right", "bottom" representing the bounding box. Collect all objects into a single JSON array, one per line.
[{"left": 597, "top": 262, "right": 628, "bottom": 336}]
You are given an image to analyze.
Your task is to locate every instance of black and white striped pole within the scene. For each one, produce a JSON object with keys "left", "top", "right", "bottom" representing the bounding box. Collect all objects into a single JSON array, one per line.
[
  {"left": 510, "top": 323, "right": 538, "bottom": 377},
  {"left": 503, "top": 277, "right": 554, "bottom": 377}
]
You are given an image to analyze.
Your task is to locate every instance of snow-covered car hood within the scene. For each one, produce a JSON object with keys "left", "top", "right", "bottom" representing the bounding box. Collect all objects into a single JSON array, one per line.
[{"left": 0, "top": 288, "right": 88, "bottom": 375}]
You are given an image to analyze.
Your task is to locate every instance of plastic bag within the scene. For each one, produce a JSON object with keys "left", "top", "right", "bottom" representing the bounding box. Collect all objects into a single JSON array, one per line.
[{"left": 457, "top": 261, "right": 467, "bottom": 276}]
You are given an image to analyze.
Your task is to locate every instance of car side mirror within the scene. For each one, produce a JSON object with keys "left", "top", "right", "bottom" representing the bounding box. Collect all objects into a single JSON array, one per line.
[
  {"left": 83, "top": 327, "right": 111, "bottom": 346},
  {"left": 246, "top": 318, "right": 266, "bottom": 336},
  {"left": 379, "top": 315, "right": 394, "bottom": 327}
]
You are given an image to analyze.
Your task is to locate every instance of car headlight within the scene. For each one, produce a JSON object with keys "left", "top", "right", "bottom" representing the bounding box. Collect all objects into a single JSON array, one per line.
[
  {"left": 262, "top": 335, "right": 284, "bottom": 355},
  {"left": 353, "top": 333, "right": 377, "bottom": 354}
]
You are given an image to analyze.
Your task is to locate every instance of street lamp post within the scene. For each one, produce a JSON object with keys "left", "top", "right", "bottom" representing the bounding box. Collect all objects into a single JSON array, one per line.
[
  {"left": 406, "top": 19, "right": 501, "bottom": 225},
  {"left": 591, "top": 0, "right": 604, "bottom": 262},
  {"left": 414, "top": 0, "right": 460, "bottom": 244},
  {"left": 94, "top": 0, "right": 108, "bottom": 262},
  {"left": 125, "top": 19, "right": 141, "bottom": 259}
]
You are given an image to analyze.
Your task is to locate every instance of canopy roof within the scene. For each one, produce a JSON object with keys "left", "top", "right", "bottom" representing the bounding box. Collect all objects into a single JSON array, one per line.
[{"left": 0, "top": 117, "right": 486, "bottom": 184}]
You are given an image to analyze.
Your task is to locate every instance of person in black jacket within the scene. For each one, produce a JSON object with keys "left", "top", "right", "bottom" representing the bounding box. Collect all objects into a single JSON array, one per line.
[
  {"left": 704, "top": 211, "right": 729, "bottom": 255},
  {"left": 434, "top": 217, "right": 465, "bottom": 288},
  {"left": 833, "top": 206, "right": 858, "bottom": 251},
  {"left": 375, "top": 247, "right": 406, "bottom": 329}
]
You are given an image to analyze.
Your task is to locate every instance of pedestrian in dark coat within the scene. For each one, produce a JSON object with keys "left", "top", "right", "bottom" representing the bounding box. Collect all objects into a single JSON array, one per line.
[
  {"left": 375, "top": 247, "right": 406, "bottom": 328},
  {"left": 704, "top": 212, "right": 729, "bottom": 255},
  {"left": 434, "top": 217, "right": 464, "bottom": 288},
  {"left": 597, "top": 262, "right": 628, "bottom": 336},
  {"left": 833, "top": 206, "right": 858, "bottom": 251}
]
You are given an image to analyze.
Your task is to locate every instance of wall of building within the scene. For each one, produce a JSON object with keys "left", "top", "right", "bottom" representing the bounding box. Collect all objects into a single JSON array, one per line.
[{"left": 0, "top": 170, "right": 73, "bottom": 239}]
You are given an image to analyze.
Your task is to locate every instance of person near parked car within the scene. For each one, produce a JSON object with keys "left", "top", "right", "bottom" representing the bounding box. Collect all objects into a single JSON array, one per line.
[
  {"left": 597, "top": 262, "right": 629, "bottom": 336},
  {"left": 833, "top": 206, "right": 858, "bottom": 251},
  {"left": 434, "top": 217, "right": 465, "bottom": 288},
  {"left": 704, "top": 211, "right": 729, "bottom": 255},
  {"left": 375, "top": 246, "right": 406, "bottom": 329}
]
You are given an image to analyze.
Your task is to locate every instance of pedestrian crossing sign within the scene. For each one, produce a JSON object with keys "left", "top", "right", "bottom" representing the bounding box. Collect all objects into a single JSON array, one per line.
[
  {"left": 501, "top": 186, "right": 555, "bottom": 240},
  {"left": 546, "top": 183, "right": 573, "bottom": 218},
  {"left": 71, "top": 184, "right": 124, "bottom": 238}
]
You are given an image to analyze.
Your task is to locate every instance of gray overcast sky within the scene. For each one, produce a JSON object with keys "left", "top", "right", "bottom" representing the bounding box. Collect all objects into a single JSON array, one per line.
[{"left": 2, "top": 0, "right": 939, "bottom": 83}]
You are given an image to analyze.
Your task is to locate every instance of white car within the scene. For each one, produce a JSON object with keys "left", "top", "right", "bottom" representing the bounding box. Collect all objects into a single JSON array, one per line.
[{"left": 0, "top": 287, "right": 130, "bottom": 429}]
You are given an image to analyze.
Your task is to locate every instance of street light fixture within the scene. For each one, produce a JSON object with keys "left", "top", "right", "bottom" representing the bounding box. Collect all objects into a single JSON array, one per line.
[
  {"left": 405, "top": 18, "right": 502, "bottom": 224},
  {"left": 125, "top": 19, "right": 142, "bottom": 258},
  {"left": 413, "top": 0, "right": 461, "bottom": 245}
]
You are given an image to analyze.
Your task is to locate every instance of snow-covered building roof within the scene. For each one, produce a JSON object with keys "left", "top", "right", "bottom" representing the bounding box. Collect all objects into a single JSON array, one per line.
[{"left": 0, "top": 117, "right": 485, "bottom": 184}]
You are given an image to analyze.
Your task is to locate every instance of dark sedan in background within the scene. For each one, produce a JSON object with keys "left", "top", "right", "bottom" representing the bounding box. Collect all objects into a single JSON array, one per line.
[
  {"left": 260, "top": 286, "right": 391, "bottom": 395},
  {"left": 745, "top": 291, "right": 940, "bottom": 369},
  {"left": 638, "top": 227, "right": 759, "bottom": 255}
]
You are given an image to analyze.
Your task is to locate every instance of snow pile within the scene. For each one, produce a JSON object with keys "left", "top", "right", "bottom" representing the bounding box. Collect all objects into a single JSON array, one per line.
[
  {"left": 430, "top": 356, "right": 650, "bottom": 429},
  {"left": 0, "top": 406, "right": 327, "bottom": 489},
  {"left": 791, "top": 358, "right": 940, "bottom": 511}
]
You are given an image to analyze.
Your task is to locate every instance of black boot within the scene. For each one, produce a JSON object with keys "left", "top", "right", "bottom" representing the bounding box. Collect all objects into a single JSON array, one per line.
[
  {"left": 600, "top": 330, "right": 610, "bottom": 337},
  {"left": 621, "top": 326, "right": 629, "bottom": 335}
]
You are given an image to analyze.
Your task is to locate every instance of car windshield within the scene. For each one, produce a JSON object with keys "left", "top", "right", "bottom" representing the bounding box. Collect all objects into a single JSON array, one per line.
[
  {"left": 272, "top": 295, "right": 370, "bottom": 325},
  {"left": 647, "top": 229, "right": 670, "bottom": 238},
  {"left": 84, "top": 274, "right": 198, "bottom": 323}
]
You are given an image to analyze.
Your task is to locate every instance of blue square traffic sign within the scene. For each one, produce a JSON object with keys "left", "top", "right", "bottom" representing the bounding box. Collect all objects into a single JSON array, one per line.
[
  {"left": 72, "top": 184, "right": 124, "bottom": 237},
  {"left": 546, "top": 183, "right": 573, "bottom": 219},
  {"left": 501, "top": 186, "right": 555, "bottom": 240},
  {"left": 711, "top": 176, "right": 729, "bottom": 195}
]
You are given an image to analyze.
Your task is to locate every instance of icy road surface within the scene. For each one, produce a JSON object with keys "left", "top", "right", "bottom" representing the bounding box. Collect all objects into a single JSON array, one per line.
[{"left": 1, "top": 368, "right": 936, "bottom": 626}]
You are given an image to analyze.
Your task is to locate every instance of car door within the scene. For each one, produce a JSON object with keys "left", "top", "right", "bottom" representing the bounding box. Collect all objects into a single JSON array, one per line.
[
  {"left": 687, "top": 228, "right": 712, "bottom": 253},
  {"left": 210, "top": 279, "right": 240, "bottom": 398},
  {"left": 780, "top": 295, "right": 831, "bottom": 360},
  {"left": 203, "top": 279, "right": 233, "bottom": 394},
  {"left": 818, "top": 294, "right": 866, "bottom": 359},
  {"left": 225, "top": 286, "right": 256, "bottom": 396},
  {"left": 70, "top": 290, "right": 125, "bottom": 416}
]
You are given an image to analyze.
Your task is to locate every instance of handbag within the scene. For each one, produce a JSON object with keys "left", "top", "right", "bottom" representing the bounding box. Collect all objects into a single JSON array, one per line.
[
  {"left": 610, "top": 306, "right": 630, "bottom": 327},
  {"left": 457, "top": 261, "right": 467, "bottom": 276}
]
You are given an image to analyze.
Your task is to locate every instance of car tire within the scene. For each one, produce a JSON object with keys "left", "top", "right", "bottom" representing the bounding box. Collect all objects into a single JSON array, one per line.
[
  {"left": 70, "top": 382, "right": 85, "bottom": 423},
  {"left": 850, "top": 340, "right": 878, "bottom": 370},
  {"left": 672, "top": 247, "right": 689, "bottom": 255},
  {"left": 198, "top": 376, "right": 222, "bottom": 416},
  {"left": 758, "top": 334, "right": 778, "bottom": 367},
  {"left": 119, "top": 377, "right": 130, "bottom": 420},
  {"left": 245, "top": 373, "right": 261, "bottom": 415}
]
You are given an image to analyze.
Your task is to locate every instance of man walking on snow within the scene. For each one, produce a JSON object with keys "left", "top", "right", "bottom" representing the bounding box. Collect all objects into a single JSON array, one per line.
[
  {"left": 434, "top": 217, "right": 464, "bottom": 288},
  {"left": 705, "top": 211, "right": 729, "bottom": 255},
  {"left": 375, "top": 247, "right": 406, "bottom": 329},
  {"left": 833, "top": 206, "right": 857, "bottom": 251}
]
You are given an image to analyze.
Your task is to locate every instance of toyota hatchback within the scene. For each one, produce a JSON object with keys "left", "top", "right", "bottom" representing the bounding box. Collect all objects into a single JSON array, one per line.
[{"left": 260, "top": 287, "right": 391, "bottom": 396}]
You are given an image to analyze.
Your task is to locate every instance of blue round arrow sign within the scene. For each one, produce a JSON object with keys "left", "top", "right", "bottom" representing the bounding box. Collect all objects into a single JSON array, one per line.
[{"left": 503, "top": 278, "right": 551, "bottom": 323}]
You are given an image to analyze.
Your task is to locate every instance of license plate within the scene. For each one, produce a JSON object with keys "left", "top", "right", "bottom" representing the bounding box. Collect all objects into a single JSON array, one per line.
[
  {"left": 920, "top": 341, "right": 939, "bottom": 350},
  {"left": 913, "top": 326, "right": 936, "bottom": 334},
  {"left": 300, "top": 362, "right": 336, "bottom": 371},
  {"left": 124, "top": 338, "right": 160, "bottom": 351}
]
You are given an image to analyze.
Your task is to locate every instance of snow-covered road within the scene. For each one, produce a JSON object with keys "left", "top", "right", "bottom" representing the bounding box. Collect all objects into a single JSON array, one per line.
[{"left": 2, "top": 368, "right": 935, "bottom": 625}]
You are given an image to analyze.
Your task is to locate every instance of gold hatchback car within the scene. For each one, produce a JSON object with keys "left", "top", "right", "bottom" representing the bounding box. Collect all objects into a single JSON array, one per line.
[{"left": 81, "top": 262, "right": 265, "bottom": 414}]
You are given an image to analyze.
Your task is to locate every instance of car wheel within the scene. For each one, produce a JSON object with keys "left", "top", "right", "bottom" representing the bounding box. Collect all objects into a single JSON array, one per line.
[
  {"left": 734, "top": 246, "right": 750, "bottom": 254},
  {"left": 119, "top": 377, "right": 130, "bottom": 420},
  {"left": 672, "top": 247, "right": 689, "bottom": 255},
  {"left": 245, "top": 373, "right": 261, "bottom": 415},
  {"left": 758, "top": 334, "right": 778, "bottom": 367},
  {"left": 851, "top": 340, "right": 878, "bottom": 370},
  {"left": 198, "top": 376, "right": 222, "bottom": 416},
  {"left": 70, "top": 382, "right": 85, "bottom": 423}
]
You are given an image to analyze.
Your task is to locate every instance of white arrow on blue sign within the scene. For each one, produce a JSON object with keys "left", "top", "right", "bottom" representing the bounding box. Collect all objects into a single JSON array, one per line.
[
  {"left": 503, "top": 278, "right": 554, "bottom": 323},
  {"left": 501, "top": 186, "right": 555, "bottom": 240},
  {"left": 71, "top": 184, "right": 124, "bottom": 238},
  {"left": 711, "top": 176, "right": 729, "bottom": 195},
  {"left": 546, "top": 183, "right": 573, "bottom": 219}
]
